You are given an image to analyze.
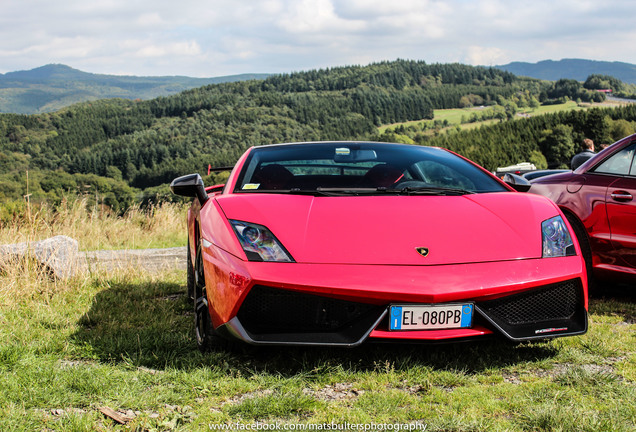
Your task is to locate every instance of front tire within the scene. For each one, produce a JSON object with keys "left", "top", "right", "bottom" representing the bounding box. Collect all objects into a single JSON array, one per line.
[
  {"left": 193, "top": 240, "right": 213, "bottom": 352},
  {"left": 565, "top": 213, "right": 597, "bottom": 294}
]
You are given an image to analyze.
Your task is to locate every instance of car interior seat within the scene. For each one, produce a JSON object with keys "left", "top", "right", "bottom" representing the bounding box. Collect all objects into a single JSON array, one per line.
[
  {"left": 253, "top": 164, "right": 294, "bottom": 190},
  {"left": 360, "top": 163, "right": 404, "bottom": 188}
]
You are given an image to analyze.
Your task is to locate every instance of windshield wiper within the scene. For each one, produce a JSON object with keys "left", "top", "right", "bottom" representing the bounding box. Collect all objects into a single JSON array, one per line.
[
  {"left": 269, "top": 187, "right": 389, "bottom": 196},
  {"left": 315, "top": 187, "right": 384, "bottom": 196},
  {"left": 239, "top": 188, "right": 335, "bottom": 196},
  {"left": 296, "top": 186, "right": 473, "bottom": 196},
  {"left": 385, "top": 186, "right": 474, "bottom": 196}
]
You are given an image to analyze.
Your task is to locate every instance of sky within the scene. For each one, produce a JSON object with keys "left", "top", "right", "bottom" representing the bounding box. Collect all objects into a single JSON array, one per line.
[{"left": 2, "top": 0, "right": 636, "bottom": 78}]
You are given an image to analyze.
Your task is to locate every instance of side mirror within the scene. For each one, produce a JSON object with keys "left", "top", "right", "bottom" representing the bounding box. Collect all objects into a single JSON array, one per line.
[
  {"left": 170, "top": 173, "right": 208, "bottom": 204},
  {"left": 503, "top": 173, "right": 532, "bottom": 192}
]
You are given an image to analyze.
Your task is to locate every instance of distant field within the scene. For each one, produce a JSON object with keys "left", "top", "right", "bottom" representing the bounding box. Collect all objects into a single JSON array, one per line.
[{"left": 378, "top": 101, "right": 584, "bottom": 134}]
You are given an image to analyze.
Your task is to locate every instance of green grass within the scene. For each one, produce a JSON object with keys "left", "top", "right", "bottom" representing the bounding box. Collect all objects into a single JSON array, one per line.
[
  {"left": 0, "top": 201, "right": 634, "bottom": 430},
  {"left": 0, "top": 261, "right": 634, "bottom": 431}
]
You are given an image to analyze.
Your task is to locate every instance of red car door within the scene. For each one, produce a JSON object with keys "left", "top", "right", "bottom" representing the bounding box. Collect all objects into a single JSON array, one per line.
[
  {"left": 606, "top": 176, "right": 636, "bottom": 269},
  {"left": 597, "top": 142, "right": 636, "bottom": 270}
]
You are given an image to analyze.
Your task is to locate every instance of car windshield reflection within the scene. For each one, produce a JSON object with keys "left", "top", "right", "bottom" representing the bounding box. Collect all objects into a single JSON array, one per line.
[{"left": 234, "top": 142, "right": 506, "bottom": 194}]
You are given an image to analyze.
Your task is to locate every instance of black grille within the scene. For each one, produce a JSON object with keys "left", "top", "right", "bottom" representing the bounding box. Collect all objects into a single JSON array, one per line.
[
  {"left": 474, "top": 278, "right": 587, "bottom": 341},
  {"left": 479, "top": 279, "right": 582, "bottom": 326},
  {"left": 237, "top": 285, "right": 381, "bottom": 335}
]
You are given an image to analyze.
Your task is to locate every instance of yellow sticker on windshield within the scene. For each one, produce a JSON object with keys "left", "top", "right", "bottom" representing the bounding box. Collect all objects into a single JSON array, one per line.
[
  {"left": 335, "top": 147, "right": 350, "bottom": 155},
  {"left": 242, "top": 183, "right": 260, "bottom": 190}
]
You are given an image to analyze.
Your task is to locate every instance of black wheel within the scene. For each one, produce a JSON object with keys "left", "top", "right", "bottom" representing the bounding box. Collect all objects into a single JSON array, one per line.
[
  {"left": 193, "top": 240, "right": 214, "bottom": 352},
  {"left": 565, "top": 213, "right": 597, "bottom": 295},
  {"left": 186, "top": 238, "right": 195, "bottom": 300}
]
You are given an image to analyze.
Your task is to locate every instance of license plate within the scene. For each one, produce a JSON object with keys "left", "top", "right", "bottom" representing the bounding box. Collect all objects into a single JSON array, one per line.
[{"left": 389, "top": 303, "right": 473, "bottom": 331}]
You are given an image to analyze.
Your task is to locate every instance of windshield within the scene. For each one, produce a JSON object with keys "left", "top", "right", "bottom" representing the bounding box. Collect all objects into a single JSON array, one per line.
[{"left": 233, "top": 142, "right": 507, "bottom": 195}]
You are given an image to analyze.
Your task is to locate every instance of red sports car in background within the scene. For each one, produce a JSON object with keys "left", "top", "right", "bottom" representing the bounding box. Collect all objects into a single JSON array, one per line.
[
  {"left": 171, "top": 141, "right": 588, "bottom": 350},
  {"left": 530, "top": 133, "right": 636, "bottom": 286}
]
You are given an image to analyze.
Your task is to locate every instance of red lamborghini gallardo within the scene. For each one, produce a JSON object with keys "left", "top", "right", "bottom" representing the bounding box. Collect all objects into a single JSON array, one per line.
[{"left": 171, "top": 141, "right": 588, "bottom": 350}]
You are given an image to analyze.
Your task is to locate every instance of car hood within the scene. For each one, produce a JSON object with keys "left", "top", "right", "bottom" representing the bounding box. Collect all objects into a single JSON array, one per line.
[{"left": 215, "top": 192, "right": 558, "bottom": 265}]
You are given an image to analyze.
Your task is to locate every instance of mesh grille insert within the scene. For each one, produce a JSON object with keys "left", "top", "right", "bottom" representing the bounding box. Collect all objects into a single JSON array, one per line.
[{"left": 479, "top": 279, "right": 582, "bottom": 326}]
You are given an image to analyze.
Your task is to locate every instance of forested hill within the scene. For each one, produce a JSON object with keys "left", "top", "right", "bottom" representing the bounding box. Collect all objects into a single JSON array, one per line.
[
  {"left": 0, "top": 64, "right": 270, "bottom": 114},
  {"left": 1, "top": 59, "right": 635, "bottom": 216}
]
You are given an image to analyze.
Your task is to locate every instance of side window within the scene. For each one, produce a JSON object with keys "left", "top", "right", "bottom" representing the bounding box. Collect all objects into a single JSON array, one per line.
[{"left": 593, "top": 143, "right": 636, "bottom": 176}]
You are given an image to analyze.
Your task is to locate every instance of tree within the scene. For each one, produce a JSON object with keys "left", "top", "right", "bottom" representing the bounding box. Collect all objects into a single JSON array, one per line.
[
  {"left": 539, "top": 125, "right": 575, "bottom": 168},
  {"left": 105, "top": 165, "right": 123, "bottom": 180},
  {"left": 584, "top": 74, "right": 624, "bottom": 92},
  {"left": 529, "top": 97, "right": 540, "bottom": 109},
  {"left": 548, "top": 79, "right": 581, "bottom": 99},
  {"left": 459, "top": 96, "right": 473, "bottom": 108},
  {"left": 609, "top": 118, "right": 634, "bottom": 142},
  {"left": 527, "top": 150, "right": 548, "bottom": 170},
  {"left": 583, "top": 110, "right": 611, "bottom": 144}
]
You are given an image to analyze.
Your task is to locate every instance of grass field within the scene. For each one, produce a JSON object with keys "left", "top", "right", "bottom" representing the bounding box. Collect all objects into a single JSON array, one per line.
[
  {"left": 0, "top": 204, "right": 635, "bottom": 431},
  {"left": 0, "top": 199, "right": 187, "bottom": 251},
  {"left": 378, "top": 101, "right": 585, "bottom": 135}
]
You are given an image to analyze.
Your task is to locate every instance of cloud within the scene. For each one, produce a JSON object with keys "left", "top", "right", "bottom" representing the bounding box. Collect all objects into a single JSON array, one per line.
[
  {"left": 277, "top": 0, "right": 341, "bottom": 33},
  {"left": 1, "top": 0, "right": 636, "bottom": 76},
  {"left": 463, "top": 47, "right": 509, "bottom": 67},
  {"left": 135, "top": 12, "right": 165, "bottom": 28},
  {"left": 132, "top": 41, "right": 202, "bottom": 58}
]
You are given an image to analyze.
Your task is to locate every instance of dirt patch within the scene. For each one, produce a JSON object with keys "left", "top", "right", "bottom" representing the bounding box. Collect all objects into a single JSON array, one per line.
[{"left": 303, "top": 383, "right": 365, "bottom": 401}]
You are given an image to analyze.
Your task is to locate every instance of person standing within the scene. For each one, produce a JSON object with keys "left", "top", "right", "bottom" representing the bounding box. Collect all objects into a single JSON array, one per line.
[{"left": 571, "top": 138, "right": 595, "bottom": 170}]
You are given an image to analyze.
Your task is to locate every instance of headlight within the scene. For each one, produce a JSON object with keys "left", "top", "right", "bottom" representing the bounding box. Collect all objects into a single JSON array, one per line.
[
  {"left": 542, "top": 216, "right": 575, "bottom": 257},
  {"left": 230, "top": 220, "right": 295, "bottom": 262}
]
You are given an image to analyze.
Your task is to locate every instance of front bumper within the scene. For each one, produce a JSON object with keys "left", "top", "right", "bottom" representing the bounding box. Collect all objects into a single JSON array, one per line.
[
  {"left": 206, "top": 248, "right": 588, "bottom": 346},
  {"left": 217, "top": 278, "right": 587, "bottom": 346}
]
